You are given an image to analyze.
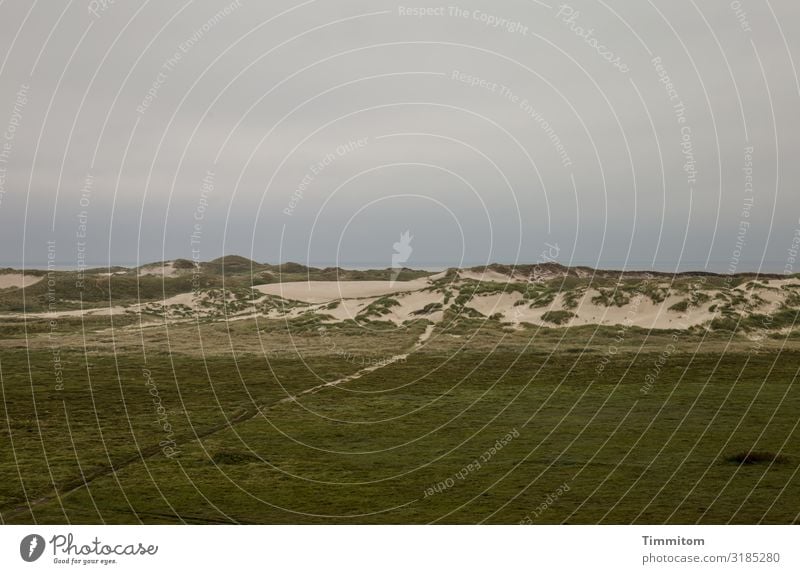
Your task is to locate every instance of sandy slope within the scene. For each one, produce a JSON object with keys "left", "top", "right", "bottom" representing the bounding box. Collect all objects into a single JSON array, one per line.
[
  {"left": 468, "top": 292, "right": 524, "bottom": 317},
  {"left": 254, "top": 279, "right": 430, "bottom": 303},
  {"left": 383, "top": 291, "right": 444, "bottom": 324},
  {"left": 0, "top": 274, "right": 43, "bottom": 289},
  {"left": 313, "top": 299, "right": 370, "bottom": 321},
  {"left": 138, "top": 262, "right": 180, "bottom": 277},
  {"left": 459, "top": 270, "right": 514, "bottom": 283},
  {"left": 5, "top": 270, "right": 799, "bottom": 333},
  {"left": 463, "top": 290, "right": 719, "bottom": 329},
  {"left": 162, "top": 292, "right": 198, "bottom": 307}
]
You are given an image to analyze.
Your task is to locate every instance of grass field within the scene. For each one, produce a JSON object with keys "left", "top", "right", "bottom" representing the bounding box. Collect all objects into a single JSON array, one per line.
[
  {"left": 2, "top": 319, "right": 799, "bottom": 524},
  {"left": 2, "top": 262, "right": 799, "bottom": 524}
]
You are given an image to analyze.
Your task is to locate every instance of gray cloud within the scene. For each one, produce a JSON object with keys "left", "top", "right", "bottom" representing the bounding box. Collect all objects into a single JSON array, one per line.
[{"left": 0, "top": 0, "right": 798, "bottom": 272}]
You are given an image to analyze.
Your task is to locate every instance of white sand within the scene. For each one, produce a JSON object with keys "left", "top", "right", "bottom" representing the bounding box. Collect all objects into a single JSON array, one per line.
[
  {"left": 0, "top": 274, "right": 43, "bottom": 289},
  {"left": 84, "top": 306, "right": 129, "bottom": 316},
  {"left": 383, "top": 291, "right": 445, "bottom": 324},
  {"left": 427, "top": 270, "right": 451, "bottom": 281},
  {"left": 162, "top": 292, "right": 198, "bottom": 307},
  {"left": 467, "top": 292, "right": 523, "bottom": 318},
  {"left": 564, "top": 293, "right": 679, "bottom": 330},
  {"left": 317, "top": 299, "right": 373, "bottom": 321},
  {"left": 138, "top": 261, "right": 180, "bottom": 277},
  {"left": 309, "top": 290, "right": 445, "bottom": 324},
  {"left": 769, "top": 278, "right": 800, "bottom": 289},
  {"left": 254, "top": 279, "right": 429, "bottom": 303},
  {"left": 459, "top": 270, "right": 514, "bottom": 283},
  {"left": 753, "top": 289, "right": 785, "bottom": 308},
  {"left": 503, "top": 293, "right": 570, "bottom": 325},
  {"left": 7, "top": 273, "right": 796, "bottom": 332},
  {"left": 496, "top": 290, "right": 717, "bottom": 330},
  {"left": 9, "top": 306, "right": 130, "bottom": 318}
]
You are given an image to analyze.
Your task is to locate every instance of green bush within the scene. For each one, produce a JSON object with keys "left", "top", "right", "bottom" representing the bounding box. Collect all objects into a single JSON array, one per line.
[
  {"left": 211, "top": 450, "right": 262, "bottom": 465},
  {"left": 541, "top": 310, "right": 576, "bottom": 325},
  {"left": 725, "top": 451, "right": 789, "bottom": 465},
  {"left": 669, "top": 300, "right": 689, "bottom": 313},
  {"left": 412, "top": 302, "right": 443, "bottom": 316}
]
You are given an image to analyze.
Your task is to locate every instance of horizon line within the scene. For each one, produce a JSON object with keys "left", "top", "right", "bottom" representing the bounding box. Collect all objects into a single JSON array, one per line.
[{"left": 2, "top": 257, "right": 798, "bottom": 277}]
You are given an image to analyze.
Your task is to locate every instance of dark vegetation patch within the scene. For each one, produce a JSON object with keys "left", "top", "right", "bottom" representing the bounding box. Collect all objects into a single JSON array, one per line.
[
  {"left": 710, "top": 308, "right": 799, "bottom": 332},
  {"left": 357, "top": 297, "right": 400, "bottom": 319},
  {"left": 3, "top": 347, "right": 800, "bottom": 524},
  {"left": 541, "top": 310, "right": 576, "bottom": 325},
  {"left": 211, "top": 450, "right": 263, "bottom": 465},
  {"left": 592, "top": 287, "right": 631, "bottom": 307},
  {"left": 669, "top": 300, "right": 690, "bottom": 313},
  {"left": 725, "top": 451, "right": 789, "bottom": 466},
  {"left": 0, "top": 261, "right": 434, "bottom": 313},
  {"left": 562, "top": 287, "right": 586, "bottom": 309},
  {"left": 412, "top": 302, "right": 443, "bottom": 316}
]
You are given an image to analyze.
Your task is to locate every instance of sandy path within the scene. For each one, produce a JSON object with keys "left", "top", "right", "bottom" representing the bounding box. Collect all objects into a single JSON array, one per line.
[
  {"left": 274, "top": 322, "right": 436, "bottom": 405},
  {"left": 0, "top": 318, "right": 436, "bottom": 521}
]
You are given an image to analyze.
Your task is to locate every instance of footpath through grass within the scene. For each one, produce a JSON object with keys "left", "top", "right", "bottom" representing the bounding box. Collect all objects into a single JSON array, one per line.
[{"left": 2, "top": 347, "right": 799, "bottom": 524}]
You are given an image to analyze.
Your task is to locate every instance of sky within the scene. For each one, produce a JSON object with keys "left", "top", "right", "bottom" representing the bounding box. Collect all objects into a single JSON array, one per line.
[{"left": 0, "top": 0, "right": 799, "bottom": 272}]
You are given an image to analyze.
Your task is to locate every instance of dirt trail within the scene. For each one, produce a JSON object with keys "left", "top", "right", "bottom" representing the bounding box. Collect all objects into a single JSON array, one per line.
[
  {"left": 275, "top": 323, "right": 434, "bottom": 405},
  {"left": 1, "top": 323, "right": 437, "bottom": 521},
  {"left": 1, "top": 406, "right": 259, "bottom": 521}
]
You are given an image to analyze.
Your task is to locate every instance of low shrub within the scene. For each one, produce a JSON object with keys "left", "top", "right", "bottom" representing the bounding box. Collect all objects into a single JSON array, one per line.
[
  {"left": 725, "top": 451, "right": 789, "bottom": 465},
  {"left": 541, "top": 310, "right": 576, "bottom": 325}
]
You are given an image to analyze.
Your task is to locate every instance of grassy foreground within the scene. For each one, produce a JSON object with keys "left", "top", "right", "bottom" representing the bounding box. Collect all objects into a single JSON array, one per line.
[{"left": 2, "top": 325, "right": 799, "bottom": 524}]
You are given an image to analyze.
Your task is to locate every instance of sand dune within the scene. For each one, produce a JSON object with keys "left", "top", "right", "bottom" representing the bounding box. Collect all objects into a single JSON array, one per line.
[
  {"left": 467, "top": 292, "right": 523, "bottom": 317},
  {"left": 0, "top": 274, "right": 43, "bottom": 289},
  {"left": 4, "top": 266, "right": 798, "bottom": 333},
  {"left": 459, "top": 270, "right": 514, "bottom": 283},
  {"left": 162, "top": 292, "right": 198, "bottom": 307},
  {"left": 138, "top": 261, "right": 180, "bottom": 277},
  {"left": 460, "top": 290, "right": 720, "bottom": 330},
  {"left": 254, "top": 279, "right": 430, "bottom": 303},
  {"left": 315, "top": 299, "right": 372, "bottom": 321},
  {"left": 383, "top": 291, "right": 445, "bottom": 324}
]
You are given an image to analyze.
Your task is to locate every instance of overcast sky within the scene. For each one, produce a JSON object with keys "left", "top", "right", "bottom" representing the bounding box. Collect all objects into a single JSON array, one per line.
[{"left": 1, "top": 0, "right": 799, "bottom": 272}]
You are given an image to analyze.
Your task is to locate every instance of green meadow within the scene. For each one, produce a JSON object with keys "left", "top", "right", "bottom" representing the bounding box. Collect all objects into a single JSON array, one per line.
[
  {"left": 2, "top": 318, "right": 799, "bottom": 524},
  {"left": 2, "top": 259, "right": 799, "bottom": 523}
]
